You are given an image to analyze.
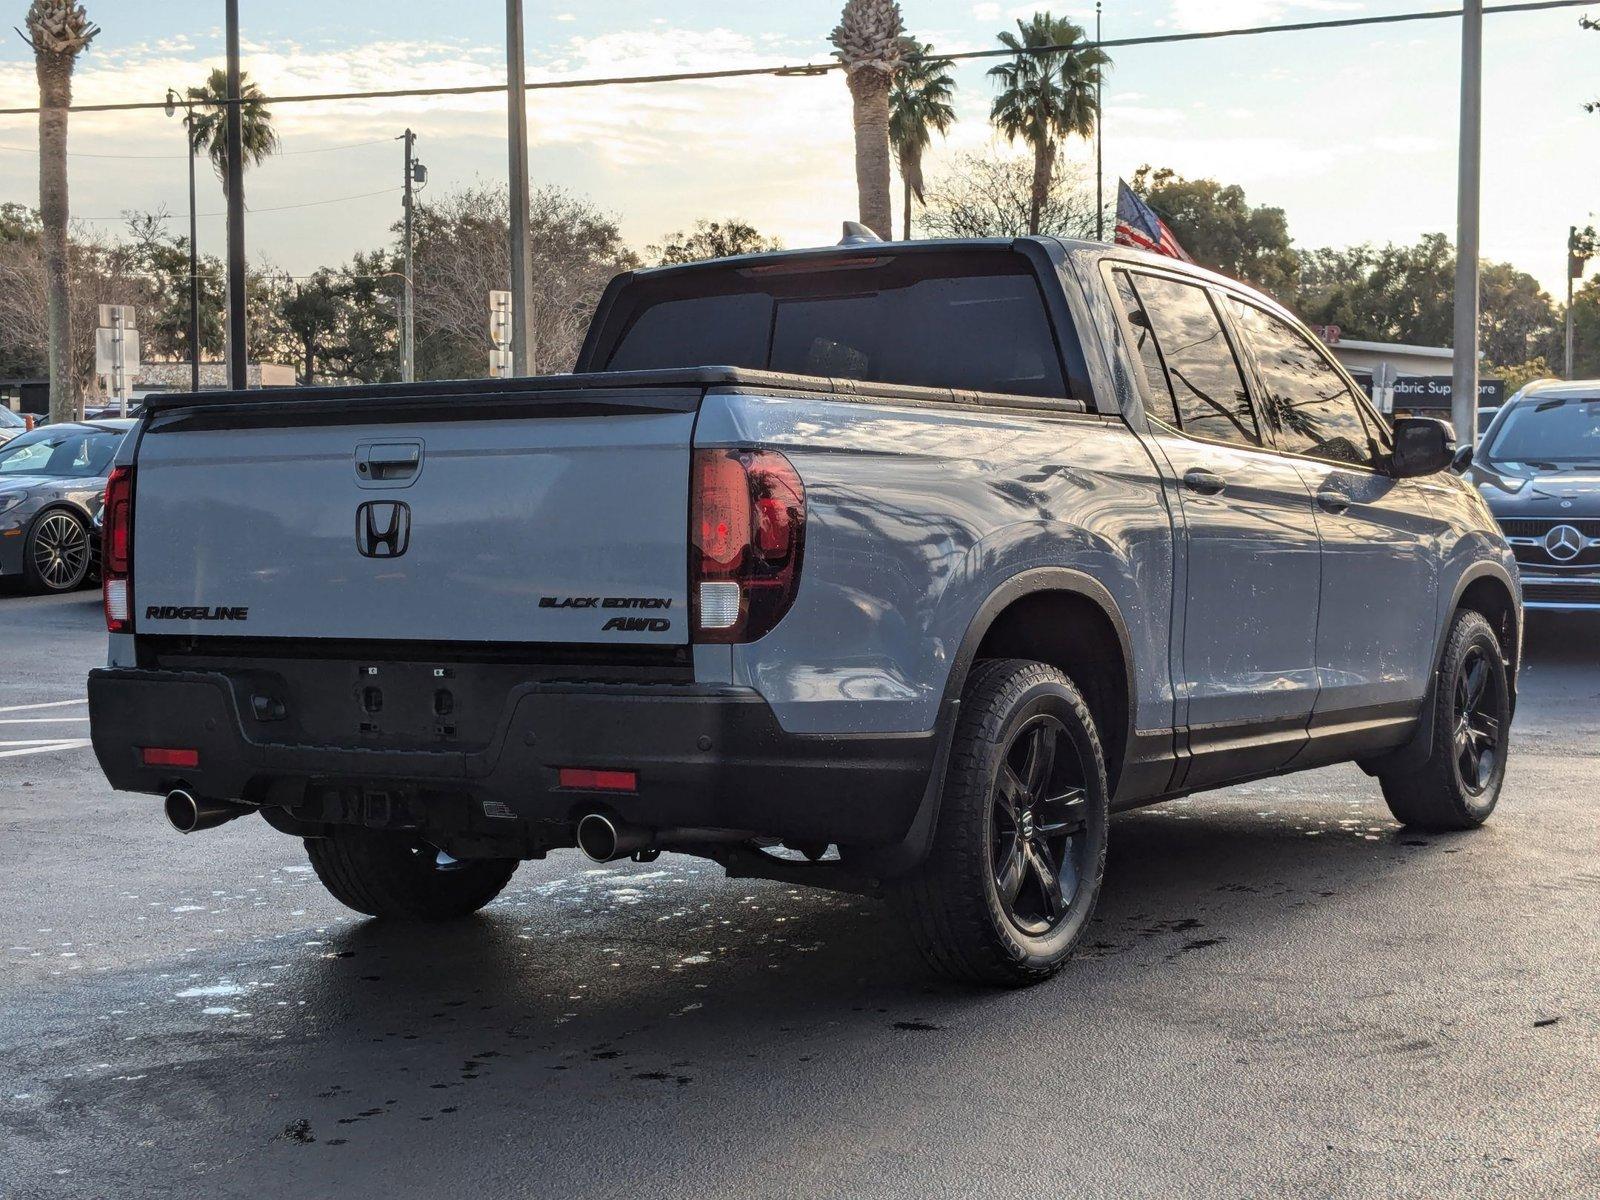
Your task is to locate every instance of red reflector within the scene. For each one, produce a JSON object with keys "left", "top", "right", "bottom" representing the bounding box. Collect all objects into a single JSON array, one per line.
[
  {"left": 558, "top": 767, "right": 637, "bottom": 793},
  {"left": 141, "top": 747, "right": 199, "bottom": 768}
]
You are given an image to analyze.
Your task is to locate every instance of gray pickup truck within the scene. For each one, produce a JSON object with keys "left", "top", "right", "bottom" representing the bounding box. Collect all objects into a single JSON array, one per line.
[{"left": 88, "top": 236, "right": 1521, "bottom": 984}]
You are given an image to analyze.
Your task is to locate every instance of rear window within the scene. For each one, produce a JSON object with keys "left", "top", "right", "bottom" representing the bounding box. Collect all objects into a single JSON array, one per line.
[{"left": 599, "top": 252, "right": 1072, "bottom": 400}]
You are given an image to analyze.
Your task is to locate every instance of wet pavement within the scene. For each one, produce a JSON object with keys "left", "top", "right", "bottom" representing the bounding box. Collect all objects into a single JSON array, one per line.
[{"left": 2, "top": 588, "right": 1598, "bottom": 1198}]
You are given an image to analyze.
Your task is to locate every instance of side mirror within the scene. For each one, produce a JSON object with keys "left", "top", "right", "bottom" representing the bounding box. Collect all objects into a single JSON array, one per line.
[
  {"left": 1451, "top": 444, "right": 1474, "bottom": 474},
  {"left": 1390, "top": 416, "right": 1456, "bottom": 478}
]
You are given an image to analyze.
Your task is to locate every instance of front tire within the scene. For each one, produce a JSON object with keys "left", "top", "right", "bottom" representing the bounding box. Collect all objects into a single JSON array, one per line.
[
  {"left": 896, "top": 659, "right": 1110, "bottom": 986},
  {"left": 23, "top": 509, "right": 91, "bottom": 594},
  {"left": 1379, "top": 609, "right": 1510, "bottom": 831},
  {"left": 305, "top": 829, "right": 518, "bottom": 920}
]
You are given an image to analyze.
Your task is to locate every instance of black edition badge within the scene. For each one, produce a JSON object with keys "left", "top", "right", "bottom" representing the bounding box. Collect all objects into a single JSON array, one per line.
[{"left": 356, "top": 501, "right": 411, "bottom": 559}]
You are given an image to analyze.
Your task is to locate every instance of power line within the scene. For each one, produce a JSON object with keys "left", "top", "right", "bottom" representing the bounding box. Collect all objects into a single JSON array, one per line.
[
  {"left": 74, "top": 186, "right": 401, "bottom": 222},
  {"left": 0, "top": 136, "right": 395, "bottom": 160},
  {"left": 0, "top": 1, "right": 1585, "bottom": 118}
]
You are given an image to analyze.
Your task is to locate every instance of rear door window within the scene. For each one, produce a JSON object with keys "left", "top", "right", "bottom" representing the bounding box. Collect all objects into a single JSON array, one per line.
[
  {"left": 599, "top": 252, "right": 1071, "bottom": 400},
  {"left": 1118, "top": 272, "right": 1260, "bottom": 447}
]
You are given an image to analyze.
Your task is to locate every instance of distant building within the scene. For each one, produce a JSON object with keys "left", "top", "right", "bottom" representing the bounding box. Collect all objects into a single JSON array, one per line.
[{"left": 1318, "top": 333, "right": 1504, "bottom": 419}]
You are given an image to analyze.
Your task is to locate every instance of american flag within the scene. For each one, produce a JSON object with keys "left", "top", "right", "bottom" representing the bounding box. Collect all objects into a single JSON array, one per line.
[{"left": 1114, "top": 179, "right": 1193, "bottom": 263}]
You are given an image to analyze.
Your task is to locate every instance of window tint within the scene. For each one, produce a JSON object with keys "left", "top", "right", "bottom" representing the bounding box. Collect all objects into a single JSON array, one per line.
[
  {"left": 601, "top": 254, "right": 1069, "bottom": 399},
  {"left": 1112, "top": 271, "right": 1179, "bottom": 427},
  {"left": 1129, "top": 274, "right": 1259, "bottom": 447},
  {"left": 0, "top": 428, "right": 122, "bottom": 477},
  {"left": 1231, "top": 301, "right": 1377, "bottom": 468},
  {"left": 606, "top": 293, "right": 773, "bottom": 373}
]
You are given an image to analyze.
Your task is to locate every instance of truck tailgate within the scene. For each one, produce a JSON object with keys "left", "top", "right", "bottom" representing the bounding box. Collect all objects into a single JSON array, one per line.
[{"left": 131, "top": 399, "right": 695, "bottom": 645}]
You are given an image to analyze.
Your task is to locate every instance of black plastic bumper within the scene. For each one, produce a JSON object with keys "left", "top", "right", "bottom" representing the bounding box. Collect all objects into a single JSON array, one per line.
[{"left": 87, "top": 667, "right": 936, "bottom": 849}]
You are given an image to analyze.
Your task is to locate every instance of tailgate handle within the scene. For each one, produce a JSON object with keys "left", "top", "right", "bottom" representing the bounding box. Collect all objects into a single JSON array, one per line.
[{"left": 356, "top": 441, "right": 424, "bottom": 487}]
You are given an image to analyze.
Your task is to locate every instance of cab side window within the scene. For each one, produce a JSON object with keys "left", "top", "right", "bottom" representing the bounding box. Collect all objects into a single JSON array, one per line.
[
  {"left": 1230, "top": 300, "right": 1380, "bottom": 469},
  {"left": 1115, "top": 271, "right": 1260, "bottom": 448}
]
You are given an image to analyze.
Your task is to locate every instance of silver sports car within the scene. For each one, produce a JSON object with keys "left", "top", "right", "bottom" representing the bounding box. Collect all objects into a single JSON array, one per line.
[{"left": 0, "top": 419, "right": 133, "bottom": 594}]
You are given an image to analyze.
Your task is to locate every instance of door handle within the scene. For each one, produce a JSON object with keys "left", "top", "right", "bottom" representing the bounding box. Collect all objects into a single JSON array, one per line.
[
  {"left": 1316, "top": 490, "right": 1351, "bottom": 515},
  {"left": 355, "top": 440, "right": 424, "bottom": 486},
  {"left": 1182, "top": 468, "right": 1227, "bottom": 496}
]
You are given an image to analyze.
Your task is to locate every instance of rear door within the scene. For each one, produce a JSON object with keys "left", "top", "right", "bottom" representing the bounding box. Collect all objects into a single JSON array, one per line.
[
  {"left": 1226, "top": 297, "right": 1441, "bottom": 726},
  {"left": 1110, "top": 268, "right": 1323, "bottom": 786},
  {"left": 131, "top": 391, "right": 697, "bottom": 646}
]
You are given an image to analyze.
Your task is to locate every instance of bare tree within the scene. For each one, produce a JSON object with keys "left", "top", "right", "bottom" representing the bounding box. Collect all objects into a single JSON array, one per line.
[
  {"left": 410, "top": 185, "right": 637, "bottom": 377},
  {"left": 919, "top": 152, "right": 1098, "bottom": 240}
]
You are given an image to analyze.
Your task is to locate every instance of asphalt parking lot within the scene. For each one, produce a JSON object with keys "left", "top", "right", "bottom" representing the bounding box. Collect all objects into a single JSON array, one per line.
[{"left": 2, "top": 586, "right": 1597, "bottom": 1199}]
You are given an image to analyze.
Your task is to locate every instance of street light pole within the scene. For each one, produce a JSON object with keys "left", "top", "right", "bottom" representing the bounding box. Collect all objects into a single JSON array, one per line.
[
  {"left": 505, "top": 0, "right": 536, "bottom": 376},
  {"left": 1095, "top": 1, "right": 1104, "bottom": 242},
  {"left": 1571, "top": 226, "right": 1579, "bottom": 380},
  {"left": 1450, "top": 0, "right": 1482, "bottom": 447},
  {"left": 223, "top": 0, "right": 248, "bottom": 390},
  {"left": 165, "top": 89, "right": 201, "bottom": 393},
  {"left": 401, "top": 128, "right": 417, "bottom": 383}
]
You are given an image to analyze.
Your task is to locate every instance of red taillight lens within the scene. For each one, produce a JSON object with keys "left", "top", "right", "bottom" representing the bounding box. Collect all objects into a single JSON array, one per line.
[
  {"left": 690, "top": 448, "right": 806, "bottom": 644},
  {"left": 103, "top": 464, "right": 134, "bottom": 633},
  {"left": 141, "top": 747, "right": 199, "bottom": 768},
  {"left": 558, "top": 767, "right": 637, "bottom": 793}
]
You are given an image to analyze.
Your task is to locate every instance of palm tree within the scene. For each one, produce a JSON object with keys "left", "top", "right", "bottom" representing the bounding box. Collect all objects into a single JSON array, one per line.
[
  {"left": 889, "top": 45, "right": 956, "bottom": 241},
  {"left": 21, "top": 0, "right": 99, "bottom": 424},
  {"left": 830, "top": 0, "right": 914, "bottom": 241},
  {"left": 987, "top": 12, "right": 1110, "bottom": 237},
  {"left": 184, "top": 68, "right": 280, "bottom": 198}
]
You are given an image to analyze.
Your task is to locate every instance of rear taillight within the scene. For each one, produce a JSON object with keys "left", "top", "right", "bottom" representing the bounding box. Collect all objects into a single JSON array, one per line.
[
  {"left": 690, "top": 448, "right": 806, "bottom": 644},
  {"left": 103, "top": 464, "right": 133, "bottom": 633}
]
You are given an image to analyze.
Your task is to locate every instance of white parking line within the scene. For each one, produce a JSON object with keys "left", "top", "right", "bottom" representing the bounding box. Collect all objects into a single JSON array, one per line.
[
  {"left": 0, "top": 698, "right": 87, "bottom": 714},
  {"left": 0, "top": 740, "right": 91, "bottom": 759},
  {"left": 0, "top": 717, "right": 91, "bottom": 724}
]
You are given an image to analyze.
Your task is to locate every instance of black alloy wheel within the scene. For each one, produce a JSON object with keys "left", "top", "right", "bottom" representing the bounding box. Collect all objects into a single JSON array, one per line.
[
  {"left": 990, "top": 714, "right": 1090, "bottom": 936},
  {"left": 1453, "top": 642, "right": 1504, "bottom": 795}
]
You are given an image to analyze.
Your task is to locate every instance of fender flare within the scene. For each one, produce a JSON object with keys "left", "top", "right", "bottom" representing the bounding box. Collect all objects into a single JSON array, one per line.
[
  {"left": 1360, "top": 559, "right": 1520, "bottom": 777},
  {"left": 857, "top": 567, "right": 1138, "bottom": 878}
]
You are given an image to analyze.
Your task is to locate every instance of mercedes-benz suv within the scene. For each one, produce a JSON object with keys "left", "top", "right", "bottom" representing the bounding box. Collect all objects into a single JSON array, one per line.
[{"left": 1466, "top": 379, "right": 1600, "bottom": 613}]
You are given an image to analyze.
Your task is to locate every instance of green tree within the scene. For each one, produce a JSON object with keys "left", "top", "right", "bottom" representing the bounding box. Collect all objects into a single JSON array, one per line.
[
  {"left": 1132, "top": 166, "right": 1299, "bottom": 296},
  {"left": 830, "top": 0, "right": 915, "bottom": 241},
  {"left": 649, "top": 219, "right": 782, "bottom": 265},
  {"left": 184, "top": 68, "right": 280, "bottom": 197},
  {"left": 889, "top": 44, "right": 956, "bottom": 240},
  {"left": 1569, "top": 275, "right": 1600, "bottom": 377},
  {"left": 988, "top": 13, "right": 1109, "bottom": 237},
  {"left": 21, "top": 0, "right": 99, "bottom": 423}
]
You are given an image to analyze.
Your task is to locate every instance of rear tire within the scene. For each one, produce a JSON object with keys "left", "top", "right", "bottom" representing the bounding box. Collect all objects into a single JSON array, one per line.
[
  {"left": 1379, "top": 609, "right": 1510, "bottom": 831},
  {"left": 305, "top": 829, "right": 518, "bottom": 920},
  {"left": 895, "top": 659, "right": 1110, "bottom": 986}
]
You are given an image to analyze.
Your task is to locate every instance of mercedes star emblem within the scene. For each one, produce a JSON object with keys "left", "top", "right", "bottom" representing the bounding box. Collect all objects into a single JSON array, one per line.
[{"left": 1544, "top": 524, "right": 1584, "bottom": 562}]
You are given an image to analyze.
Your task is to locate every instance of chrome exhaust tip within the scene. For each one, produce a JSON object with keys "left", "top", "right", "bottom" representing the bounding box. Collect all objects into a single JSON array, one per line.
[
  {"left": 576, "top": 812, "right": 622, "bottom": 863},
  {"left": 164, "top": 789, "right": 250, "bottom": 834}
]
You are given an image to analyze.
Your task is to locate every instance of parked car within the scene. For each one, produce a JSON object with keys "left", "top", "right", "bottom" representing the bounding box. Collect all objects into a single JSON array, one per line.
[
  {"left": 0, "top": 406, "right": 28, "bottom": 447},
  {"left": 1477, "top": 405, "right": 1499, "bottom": 438},
  {"left": 0, "top": 420, "right": 133, "bottom": 593},
  {"left": 87, "top": 237, "right": 1519, "bottom": 984},
  {"left": 1462, "top": 379, "right": 1600, "bottom": 613}
]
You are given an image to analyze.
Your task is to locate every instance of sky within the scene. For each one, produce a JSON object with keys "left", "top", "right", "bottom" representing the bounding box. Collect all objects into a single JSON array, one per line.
[{"left": 0, "top": 1, "right": 1594, "bottom": 299}]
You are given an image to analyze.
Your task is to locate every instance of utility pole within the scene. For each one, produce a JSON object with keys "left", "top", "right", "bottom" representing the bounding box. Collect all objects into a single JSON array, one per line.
[
  {"left": 1450, "top": 0, "right": 1482, "bottom": 447},
  {"left": 505, "top": 0, "right": 536, "bottom": 376},
  {"left": 1095, "top": 2, "right": 1105, "bottom": 242},
  {"left": 224, "top": 0, "right": 248, "bottom": 390},
  {"left": 400, "top": 128, "right": 419, "bottom": 383}
]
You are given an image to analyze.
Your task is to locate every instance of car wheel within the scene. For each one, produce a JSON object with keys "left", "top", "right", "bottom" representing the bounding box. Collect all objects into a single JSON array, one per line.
[
  {"left": 1379, "top": 609, "right": 1510, "bottom": 831},
  {"left": 305, "top": 828, "right": 519, "bottom": 920},
  {"left": 23, "top": 509, "right": 91, "bottom": 594},
  {"left": 895, "top": 658, "right": 1110, "bottom": 986}
]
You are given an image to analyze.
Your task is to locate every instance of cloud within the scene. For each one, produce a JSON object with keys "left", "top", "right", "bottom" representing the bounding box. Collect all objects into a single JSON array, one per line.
[{"left": 1166, "top": 0, "right": 1365, "bottom": 33}]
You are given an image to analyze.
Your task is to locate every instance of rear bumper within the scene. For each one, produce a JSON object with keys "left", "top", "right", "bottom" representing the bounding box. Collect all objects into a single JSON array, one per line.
[{"left": 87, "top": 667, "right": 935, "bottom": 849}]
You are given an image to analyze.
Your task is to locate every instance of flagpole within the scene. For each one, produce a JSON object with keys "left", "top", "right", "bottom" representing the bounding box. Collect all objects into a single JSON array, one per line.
[{"left": 1095, "top": 1, "right": 1105, "bottom": 242}]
